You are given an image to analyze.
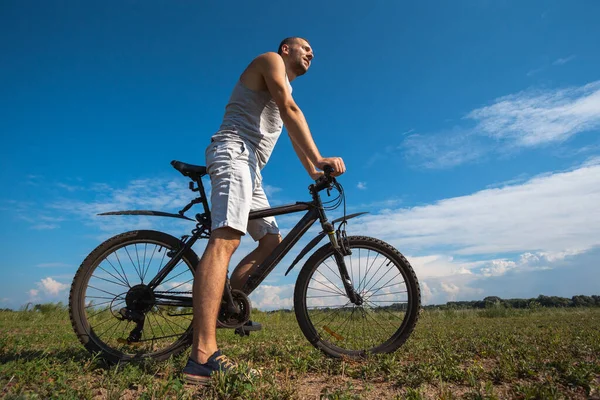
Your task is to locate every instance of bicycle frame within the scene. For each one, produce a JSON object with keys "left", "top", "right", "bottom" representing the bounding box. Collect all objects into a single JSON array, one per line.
[
  {"left": 146, "top": 203, "right": 327, "bottom": 308},
  {"left": 99, "top": 165, "right": 364, "bottom": 309}
]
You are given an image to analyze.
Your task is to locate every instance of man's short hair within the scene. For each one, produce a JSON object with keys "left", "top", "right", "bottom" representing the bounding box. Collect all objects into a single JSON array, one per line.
[{"left": 277, "top": 37, "right": 309, "bottom": 55}]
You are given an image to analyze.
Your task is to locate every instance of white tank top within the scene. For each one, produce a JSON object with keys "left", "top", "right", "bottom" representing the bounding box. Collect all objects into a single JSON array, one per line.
[{"left": 212, "top": 76, "right": 292, "bottom": 169}]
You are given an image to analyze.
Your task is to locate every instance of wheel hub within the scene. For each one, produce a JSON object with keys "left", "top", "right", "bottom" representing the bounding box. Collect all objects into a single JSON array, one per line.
[{"left": 125, "top": 284, "right": 155, "bottom": 313}]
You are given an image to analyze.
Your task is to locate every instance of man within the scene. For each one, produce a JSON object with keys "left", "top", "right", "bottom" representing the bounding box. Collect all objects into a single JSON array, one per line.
[{"left": 182, "top": 37, "right": 346, "bottom": 384}]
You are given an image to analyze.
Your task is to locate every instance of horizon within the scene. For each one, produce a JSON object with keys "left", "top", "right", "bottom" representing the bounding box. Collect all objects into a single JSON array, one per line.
[{"left": 1, "top": 1, "right": 599, "bottom": 310}]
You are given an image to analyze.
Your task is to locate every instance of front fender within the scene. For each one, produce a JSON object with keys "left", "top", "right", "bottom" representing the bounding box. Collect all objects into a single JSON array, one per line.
[
  {"left": 98, "top": 210, "right": 195, "bottom": 222},
  {"left": 284, "top": 212, "right": 368, "bottom": 276}
]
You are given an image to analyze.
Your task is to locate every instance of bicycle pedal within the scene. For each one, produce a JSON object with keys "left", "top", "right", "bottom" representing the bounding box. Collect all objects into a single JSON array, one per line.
[{"left": 234, "top": 327, "right": 250, "bottom": 337}]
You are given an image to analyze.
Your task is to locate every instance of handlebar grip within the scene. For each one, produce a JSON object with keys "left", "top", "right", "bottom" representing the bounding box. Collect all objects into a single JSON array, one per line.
[{"left": 323, "top": 165, "right": 334, "bottom": 176}]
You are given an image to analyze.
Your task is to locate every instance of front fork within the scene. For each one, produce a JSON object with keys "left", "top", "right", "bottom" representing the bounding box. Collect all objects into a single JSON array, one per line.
[{"left": 324, "top": 222, "right": 363, "bottom": 306}]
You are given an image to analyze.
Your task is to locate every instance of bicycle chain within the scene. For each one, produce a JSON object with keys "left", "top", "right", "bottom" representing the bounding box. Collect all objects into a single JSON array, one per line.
[{"left": 153, "top": 291, "right": 192, "bottom": 295}]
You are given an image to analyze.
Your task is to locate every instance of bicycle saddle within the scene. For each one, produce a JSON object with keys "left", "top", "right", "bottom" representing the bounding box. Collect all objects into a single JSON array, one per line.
[{"left": 171, "top": 160, "right": 207, "bottom": 178}]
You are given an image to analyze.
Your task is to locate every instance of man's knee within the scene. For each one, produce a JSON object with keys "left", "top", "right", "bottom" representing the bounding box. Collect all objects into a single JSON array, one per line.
[
  {"left": 207, "top": 227, "right": 243, "bottom": 255},
  {"left": 258, "top": 233, "right": 282, "bottom": 252}
]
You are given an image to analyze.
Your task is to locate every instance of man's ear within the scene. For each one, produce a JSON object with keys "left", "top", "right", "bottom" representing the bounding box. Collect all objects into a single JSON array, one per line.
[{"left": 280, "top": 44, "right": 290, "bottom": 56}]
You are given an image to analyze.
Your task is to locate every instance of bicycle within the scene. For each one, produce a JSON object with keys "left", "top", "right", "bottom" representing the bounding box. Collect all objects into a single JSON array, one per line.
[{"left": 69, "top": 160, "right": 421, "bottom": 364}]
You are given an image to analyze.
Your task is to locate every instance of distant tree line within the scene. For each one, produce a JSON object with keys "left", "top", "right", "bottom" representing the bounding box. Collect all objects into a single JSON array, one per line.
[
  {"left": 1, "top": 294, "right": 599, "bottom": 313},
  {"left": 423, "top": 294, "right": 600, "bottom": 310}
]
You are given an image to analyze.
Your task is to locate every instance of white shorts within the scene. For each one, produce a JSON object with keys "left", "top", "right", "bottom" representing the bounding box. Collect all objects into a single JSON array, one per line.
[{"left": 205, "top": 139, "right": 279, "bottom": 241}]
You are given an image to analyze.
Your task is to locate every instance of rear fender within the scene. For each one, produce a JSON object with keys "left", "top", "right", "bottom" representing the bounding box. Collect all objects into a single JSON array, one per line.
[{"left": 98, "top": 210, "right": 195, "bottom": 222}]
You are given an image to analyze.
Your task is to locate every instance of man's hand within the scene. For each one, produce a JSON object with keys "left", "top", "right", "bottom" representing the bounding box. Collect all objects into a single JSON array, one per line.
[
  {"left": 315, "top": 157, "right": 346, "bottom": 177},
  {"left": 309, "top": 170, "right": 323, "bottom": 180}
]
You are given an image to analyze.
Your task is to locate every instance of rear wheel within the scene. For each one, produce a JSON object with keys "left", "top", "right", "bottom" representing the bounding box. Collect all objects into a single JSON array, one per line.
[
  {"left": 294, "top": 236, "right": 420, "bottom": 359},
  {"left": 69, "top": 230, "right": 198, "bottom": 363}
]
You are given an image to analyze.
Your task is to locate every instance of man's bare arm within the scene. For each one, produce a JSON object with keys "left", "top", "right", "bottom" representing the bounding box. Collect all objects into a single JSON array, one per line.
[
  {"left": 256, "top": 52, "right": 345, "bottom": 175},
  {"left": 289, "top": 135, "right": 322, "bottom": 180}
]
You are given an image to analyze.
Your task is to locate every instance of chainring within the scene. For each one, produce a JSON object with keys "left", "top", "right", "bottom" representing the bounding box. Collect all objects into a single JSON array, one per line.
[{"left": 217, "top": 289, "right": 251, "bottom": 329}]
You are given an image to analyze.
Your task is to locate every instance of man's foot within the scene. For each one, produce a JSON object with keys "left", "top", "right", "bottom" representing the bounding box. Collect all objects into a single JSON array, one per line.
[
  {"left": 182, "top": 350, "right": 236, "bottom": 385},
  {"left": 234, "top": 320, "right": 262, "bottom": 336}
]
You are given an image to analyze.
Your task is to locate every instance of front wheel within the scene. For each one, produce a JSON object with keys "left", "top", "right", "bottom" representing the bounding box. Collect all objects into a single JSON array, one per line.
[{"left": 294, "top": 236, "right": 421, "bottom": 359}]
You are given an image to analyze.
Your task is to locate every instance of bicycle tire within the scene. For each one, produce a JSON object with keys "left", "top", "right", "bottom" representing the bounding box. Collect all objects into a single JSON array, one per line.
[
  {"left": 69, "top": 230, "right": 199, "bottom": 364},
  {"left": 294, "top": 236, "right": 420, "bottom": 359}
]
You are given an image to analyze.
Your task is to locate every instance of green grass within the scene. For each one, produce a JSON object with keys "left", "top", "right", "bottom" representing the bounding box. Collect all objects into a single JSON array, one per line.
[{"left": 1, "top": 307, "right": 599, "bottom": 399}]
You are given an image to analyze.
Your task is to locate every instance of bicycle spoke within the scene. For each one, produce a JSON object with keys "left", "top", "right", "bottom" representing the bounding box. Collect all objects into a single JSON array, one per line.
[
  {"left": 364, "top": 267, "right": 399, "bottom": 297},
  {"left": 159, "top": 266, "right": 190, "bottom": 288},
  {"left": 336, "top": 306, "right": 357, "bottom": 346},
  {"left": 113, "top": 251, "right": 132, "bottom": 287},
  {"left": 366, "top": 281, "right": 406, "bottom": 296},
  {"left": 348, "top": 252, "right": 354, "bottom": 286},
  {"left": 134, "top": 244, "right": 142, "bottom": 282},
  {"left": 104, "top": 257, "right": 131, "bottom": 288},
  {"left": 307, "top": 294, "right": 346, "bottom": 299},
  {"left": 322, "top": 258, "right": 344, "bottom": 283},
  {"left": 309, "top": 278, "right": 345, "bottom": 295},
  {"left": 359, "top": 251, "right": 380, "bottom": 293},
  {"left": 87, "top": 285, "right": 121, "bottom": 298},
  {"left": 85, "top": 295, "right": 119, "bottom": 301},
  {"left": 87, "top": 300, "right": 124, "bottom": 319},
  {"left": 368, "top": 300, "right": 408, "bottom": 304},
  {"left": 311, "top": 302, "right": 351, "bottom": 330},
  {"left": 307, "top": 304, "right": 351, "bottom": 309},
  {"left": 360, "top": 257, "right": 388, "bottom": 295},
  {"left": 143, "top": 243, "right": 159, "bottom": 284},
  {"left": 366, "top": 272, "right": 403, "bottom": 299},
  {"left": 147, "top": 311, "right": 164, "bottom": 339},
  {"left": 85, "top": 300, "right": 113, "bottom": 309},
  {"left": 96, "top": 318, "right": 123, "bottom": 338},
  {"left": 125, "top": 246, "right": 143, "bottom": 283},
  {"left": 314, "top": 269, "right": 346, "bottom": 297},
  {"left": 307, "top": 285, "right": 345, "bottom": 296},
  {"left": 166, "top": 278, "right": 193, "bottom": 292},
  {"left": 156, "top": 307, "right": 189, "bottom": 333},
  {"left": 366, "top": 290, "right": 407, "bottom": 298},
  {"left": 141, "top": 243, "right": 148, "bottom": 283},
  {"left": 361, "top": 308, "right": 393, "bottom": 346},
  {"left": 91, "top": 274, "right": 130, "bottom": 289},
  {"left": 97, "top": 265, "right": 129, "bottom": 288},
  {"left": 365, "top": 299, "right": 407, "bottom": 325}
]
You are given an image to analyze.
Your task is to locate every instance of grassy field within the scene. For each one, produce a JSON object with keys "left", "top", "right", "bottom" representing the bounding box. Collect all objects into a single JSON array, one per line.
[{"left": 1, "top": 306, "right": 599, "bottom": 399}]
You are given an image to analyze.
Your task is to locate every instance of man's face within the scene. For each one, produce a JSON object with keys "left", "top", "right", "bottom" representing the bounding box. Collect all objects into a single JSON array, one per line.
[{"left": 285, "top": 39, "right": 314, "bottom": 76}]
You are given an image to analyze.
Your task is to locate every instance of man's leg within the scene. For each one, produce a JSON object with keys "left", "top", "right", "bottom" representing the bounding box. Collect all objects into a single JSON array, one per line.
[
  {"left": 230, "top": 233, "right": 282, "bottom": 290},
  {"left": 191, "top": 227, "right": 241, "bottom": 364}
]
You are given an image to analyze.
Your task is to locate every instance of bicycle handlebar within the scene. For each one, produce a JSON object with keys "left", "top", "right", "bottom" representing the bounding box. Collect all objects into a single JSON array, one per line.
[{"left": 313, "top": 165, "right": 336, "bottom": 192}]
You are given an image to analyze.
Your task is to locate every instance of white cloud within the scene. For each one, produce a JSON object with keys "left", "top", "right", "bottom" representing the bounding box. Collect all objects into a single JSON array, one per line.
[
  {"left": 27, "top": 289, "right": 40, "bottom": 303},
  {"left": 31, "top": 223, "right": 60, "bottom": 230},
  {"left": 403, "top": 80, "right": 600, "bottom": 169},
  {"left": 478, "top": 259, "right": 517, "bottom": 277},
  {"left": 357, "top": 182, "right": 367, "bottom": 190},
  {"left": 402, "top": 129, "right": 487, "bottom": 169},
  {"left": 263, "top": 185, "right": 282, "bottom": 197},
  {"left": 353, "top": 162, "right": 600, "bottom": 256},
  {"left": 420, "top": 281, "right": 433, "bottom": 304},
  {"left": 237, "top": 162, "right": 600, "bottom": 307},
  {"left": 249, "top": 284, "right": 294, "bottom": 311},
  {"left": 47, "top": 178, "right": 196, "bottom": 235},
  {"left": 553, "top": 55, "right": 576, "bottom": 66},
  {"left": 409, "top": 254, "right": 475, "bottom": 278},
  {"left": 38, "top": 277, "right": 69, "bottom": 296},
  {"left": 440, "top": 282, "right": 460, "bottom": 300},
  {"left": 467, "top": 80, "right": 600, "bottom": 147}
]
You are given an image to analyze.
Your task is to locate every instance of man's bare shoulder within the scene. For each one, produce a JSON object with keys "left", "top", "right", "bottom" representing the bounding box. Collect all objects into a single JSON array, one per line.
[{"left": 253, "top": 52, "right": 284, "bottom": 68}]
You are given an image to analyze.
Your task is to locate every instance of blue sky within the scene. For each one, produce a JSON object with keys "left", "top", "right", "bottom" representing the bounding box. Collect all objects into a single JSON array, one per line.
[{"left": 1, "top": 1, "right": 599, "bottom": 310}]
